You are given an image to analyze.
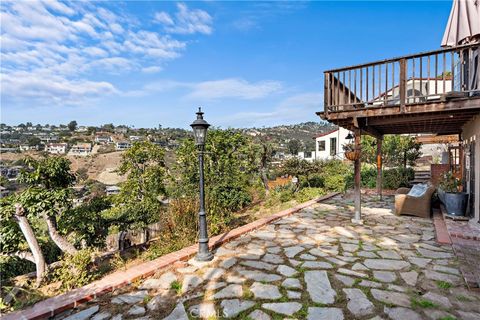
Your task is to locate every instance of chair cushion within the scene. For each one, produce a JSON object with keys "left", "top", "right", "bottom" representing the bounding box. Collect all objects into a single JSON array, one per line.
[{"left": 407, "top": 183, "right": 428, "bottom": 197}]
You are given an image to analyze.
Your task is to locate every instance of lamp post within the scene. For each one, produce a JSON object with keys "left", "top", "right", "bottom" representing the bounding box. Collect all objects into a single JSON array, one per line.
[{"left": 190, "top": 107, "right": 214, "bottom": 261}]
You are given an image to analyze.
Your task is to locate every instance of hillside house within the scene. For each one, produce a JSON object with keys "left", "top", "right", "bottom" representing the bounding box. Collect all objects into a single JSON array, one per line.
[
  {"left": 69, "top": 143, "right": 92, "bottom": 156},
  {"left": 94, "top": 133, "right": 113, "bottom": 144},
  {"left": 105, "top": 185, "right": 121, "bottom": 195},
  {"left": 47, "top": 143, "right": 68, "bottom": 154},
  {"left": 116, "top": 141, "right": 132, "bottom": 151},
  {"left": 313, "top": 127, "right": 350, "bottom": 160}
]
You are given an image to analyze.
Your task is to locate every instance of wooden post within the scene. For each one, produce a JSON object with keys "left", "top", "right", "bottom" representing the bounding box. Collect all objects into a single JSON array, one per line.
[
  {"left": 399, "top": 59, "right": 406, "bottom": 113},
  {"left": 376, "top": 137, "right": 383, "bottom": 200},
  {"left": 353, "top": 129, "right": 362, "bottom": 223}
]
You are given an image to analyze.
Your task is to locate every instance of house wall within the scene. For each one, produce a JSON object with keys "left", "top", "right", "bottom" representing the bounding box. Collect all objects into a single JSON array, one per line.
[
  {"left": 314, "top": 127, "right": 350, "bottom": 160},
  {"left": 462, "top": 114, "right": 480, "bottom": 224}
]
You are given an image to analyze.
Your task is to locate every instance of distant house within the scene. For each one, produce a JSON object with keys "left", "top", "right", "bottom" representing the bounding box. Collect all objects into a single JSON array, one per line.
[
  {"left": 94, "top": 133, "right": 112, "bottom": 144},
  {"left": 105, "top": 185, "right": 121, "bottom": 195},
  {"left": 19, "top": 144, "right": 40, "bottom": 152},
  {"left": 115, "top": 141, "right": 131, "bottom": 151},
  {"left": 38, "top": 135, "right": 59, "bottom": 143},
  {"left": 69, "top": 143, "right": 92, "bottom": 156},
  {"left": 313, "top": 127, "right": 350, "bottom": 161},
  {"left": 115, "top": 126, "right": 128, "bottom": 134},
  {"left": 47, "top": 143, "right": 68, "bottom": 154},
  {"left": 129, "top": 135, "right": 142, "bottom": 141}
]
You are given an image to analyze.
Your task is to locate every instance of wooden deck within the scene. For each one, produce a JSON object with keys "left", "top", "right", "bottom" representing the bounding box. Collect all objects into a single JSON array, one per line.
[{"left": 319, "top": 43, "right": 480, "bottom": 137}]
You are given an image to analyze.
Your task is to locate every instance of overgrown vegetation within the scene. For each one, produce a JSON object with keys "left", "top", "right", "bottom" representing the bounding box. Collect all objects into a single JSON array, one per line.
[{"left": 0, "top": 128, "right": 422, "bottom": 313}]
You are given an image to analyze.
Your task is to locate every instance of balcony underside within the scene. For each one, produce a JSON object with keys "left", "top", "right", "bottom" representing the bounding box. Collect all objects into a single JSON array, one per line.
[{"left": 317, "top": 96, "right": 480, "bottom": 137}]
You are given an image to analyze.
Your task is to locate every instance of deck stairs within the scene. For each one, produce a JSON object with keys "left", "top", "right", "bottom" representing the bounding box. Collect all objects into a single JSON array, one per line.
[{"left": 410, "top": 170, "right": 431, "bottom": 185}]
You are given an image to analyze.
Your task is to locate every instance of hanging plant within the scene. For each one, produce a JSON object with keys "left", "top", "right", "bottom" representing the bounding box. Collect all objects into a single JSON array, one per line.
[{"left": 343, "top": 142, "right": 361, "bottom": 161}]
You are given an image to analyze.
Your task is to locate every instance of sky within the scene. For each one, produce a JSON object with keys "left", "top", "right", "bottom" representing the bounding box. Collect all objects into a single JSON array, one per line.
[{"left": 1, "top": 0, "right": 453, "bottom": 128}]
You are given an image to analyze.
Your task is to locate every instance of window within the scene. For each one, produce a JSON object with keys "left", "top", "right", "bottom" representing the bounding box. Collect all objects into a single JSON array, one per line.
[
  {"left": 330, "top": 137, "right": 337, "bottom": 156},
  {"left": 318, "top": 140, "right": 326, "bottom": 151}
]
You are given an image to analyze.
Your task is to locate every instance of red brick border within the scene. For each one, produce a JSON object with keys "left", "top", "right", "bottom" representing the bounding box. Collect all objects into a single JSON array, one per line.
[
  {"left": 1, "top": 192, "right": 339, "bottom": 320},
  {"left": 432, "top": 210, "right": 452, "bottom": 244}
]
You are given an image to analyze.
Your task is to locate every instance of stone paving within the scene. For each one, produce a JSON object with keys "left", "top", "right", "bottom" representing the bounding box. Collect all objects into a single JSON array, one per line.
[{"left": 55, "top": 194, "right": 480, "bottom": 320}]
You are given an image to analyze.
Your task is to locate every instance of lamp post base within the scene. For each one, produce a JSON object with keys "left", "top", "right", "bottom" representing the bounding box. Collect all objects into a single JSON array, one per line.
[{"left": 195, "top": 251, "right": 214, "bottom": 262}]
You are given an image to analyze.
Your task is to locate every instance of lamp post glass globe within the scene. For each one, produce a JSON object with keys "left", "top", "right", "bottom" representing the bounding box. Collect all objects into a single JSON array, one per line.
[
  {"left": 190, "top": 107, "right": 210, "bottom": 146},
  {"left": 191, "top": 107, "right": 213, "bottom": 262}
]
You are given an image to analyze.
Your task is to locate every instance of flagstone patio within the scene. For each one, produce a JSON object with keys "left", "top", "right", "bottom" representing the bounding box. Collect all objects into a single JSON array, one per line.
[{"left": 55, "top": 194, "right": 480, "bottom": 320}]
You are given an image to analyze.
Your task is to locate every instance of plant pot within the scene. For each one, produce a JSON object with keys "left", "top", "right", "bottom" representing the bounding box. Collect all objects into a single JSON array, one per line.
[
  {"left": 437, "top": 188, "right": 445, "bottom": 204},
  {"left": 444, "top": 192, "right": 468, "bottom": 216},
  {"left": 345, "top": 150, "right": 361, "bottom": 161}
]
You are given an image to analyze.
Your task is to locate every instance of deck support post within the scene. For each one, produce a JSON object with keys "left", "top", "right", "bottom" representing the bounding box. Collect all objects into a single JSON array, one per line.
[
  {"left": 376, "top": 137, "right": 383, "bottom": 200},
  {"left": 352, "top": 129, "right": 363, "bottom": 224}
]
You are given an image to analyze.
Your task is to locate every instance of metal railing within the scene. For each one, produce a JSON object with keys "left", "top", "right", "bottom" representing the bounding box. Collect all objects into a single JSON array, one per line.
[{"left": 324, "top": 43, "right": 479, "bottom": 113}]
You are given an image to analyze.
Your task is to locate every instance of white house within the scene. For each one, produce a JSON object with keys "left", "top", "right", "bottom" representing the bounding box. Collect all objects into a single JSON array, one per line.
[
  {"left": 94, "top": 133, "right": 112, "bottom": 144},
  {"left": 313, "top": 127, "right": 350, "bottom": 160},
  {"left": 105, "top": 185, "right": 121, "bottom": 195},
  {"left": 69, "top": 143, "right": 92, "bottom": 156},
  {"left": 46, "top": 143, "right": 68, "bottom": 154},
  {"left": 115, "top": 141, "right": 132, "bottom": 151}
]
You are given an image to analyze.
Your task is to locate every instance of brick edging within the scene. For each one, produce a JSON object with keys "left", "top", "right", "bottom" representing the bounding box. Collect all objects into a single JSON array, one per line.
[
  {"left": 433, "top": 210, "right": 452, "bottom": 244},
  {"left": 1, "top": 192, "right": 339, "bottom": 320}
]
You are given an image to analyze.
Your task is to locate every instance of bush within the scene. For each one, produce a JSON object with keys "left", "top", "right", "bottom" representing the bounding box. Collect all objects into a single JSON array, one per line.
[
  {"left": 346, "top": 166, "right": 415, "bottom": 190},
  {"left": 383, "top": 167, "right": 414, "bottom": 189},
  {"left": 53, "top": 249, "right": 99, "bottom": 291},
  {"left": 294, "top": 187, "right": 326, "bottom": 203}
]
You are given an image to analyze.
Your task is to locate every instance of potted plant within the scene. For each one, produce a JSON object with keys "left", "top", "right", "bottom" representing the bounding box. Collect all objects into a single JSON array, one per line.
[
  {"left": 343, "top": 142, "right": 361, "bottom": 161},
  {"left": 438, "top": 172, "right": 468, "bottom": 216}
]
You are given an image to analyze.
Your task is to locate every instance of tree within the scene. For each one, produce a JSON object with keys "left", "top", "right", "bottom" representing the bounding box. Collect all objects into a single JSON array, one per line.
[
  {"left": 27, "top": 136, "right": 41, "bottom": 147},
  {"left": 0, "top": 198, "right": 46, "bottom": 286},
  {"left": 68, "top": 120, "right": 78, "bottom": 132},
  {"left": 287, "top": 139, "right": 302, "bottom": 155},
  {"left": 26, "top": 122, "right": 33, "bottom": 127},
  {"left": 361, "top": 135, "right": 422, "bottom": 168},
  {"left": 19, "top": 157, "right": 78, "bottom": 254},
  {"left": 174, "top": 129, "right": 258, "bottom": 233},
  {"left": 107, "top": 141, "right": 168, "bottom": 230}
]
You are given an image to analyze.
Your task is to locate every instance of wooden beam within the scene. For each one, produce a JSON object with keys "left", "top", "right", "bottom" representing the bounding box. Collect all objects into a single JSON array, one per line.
[
  {"left": 353, "top": 129, "right": 362, "bottom": 223},
  {"left": 320, "top": 97, "right": 480, "bottom": 121},
  {"left": 376, "top": 137, "right": 383, "bottom": 200}
]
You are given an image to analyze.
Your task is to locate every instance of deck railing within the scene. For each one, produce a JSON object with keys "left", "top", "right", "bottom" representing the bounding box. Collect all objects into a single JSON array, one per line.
[{"left": 324, "top": 43, "right": 479, "bottom": 113}]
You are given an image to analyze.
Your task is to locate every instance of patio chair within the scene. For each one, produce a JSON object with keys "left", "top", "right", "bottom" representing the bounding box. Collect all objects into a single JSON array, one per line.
[{"left": 394, "top": 183, "right": 436, "bottom": 218}]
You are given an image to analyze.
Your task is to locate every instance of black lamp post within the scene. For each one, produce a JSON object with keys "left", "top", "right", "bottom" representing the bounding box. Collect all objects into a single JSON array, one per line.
[{"left": 190, "top": 107, "right": 213, "bottom": 261}]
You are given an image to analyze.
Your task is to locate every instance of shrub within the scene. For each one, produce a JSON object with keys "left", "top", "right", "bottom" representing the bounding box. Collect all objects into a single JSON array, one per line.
[
  {"left": 53, "top": 249, "right": 99, "bottom": 291},
  {"left": 294, "top": 187, "right": 326, "bottom": 203},
  {"left": 383, "top": 167, "right": 414, "bottom": 189}
]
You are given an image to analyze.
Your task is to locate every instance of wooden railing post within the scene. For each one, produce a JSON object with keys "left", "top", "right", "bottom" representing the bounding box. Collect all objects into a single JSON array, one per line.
[{"left": 399, "top": 58, "right": 406, "bottom": 112}]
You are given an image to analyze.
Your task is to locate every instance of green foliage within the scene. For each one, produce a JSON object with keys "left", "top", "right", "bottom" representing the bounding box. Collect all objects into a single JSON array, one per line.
[
  {"left": 58, "top": 196, "right": 112, "bottom": 248},
  {"left": 411, "top": 298, "right": 438, "bottom": 308},
  {"left": 174, "top": 129, "right": 257, "bottom": 234},
  {"left": 439, "top": 171, "right": 461, "bottom": 193},
  {"left": 53, "top": 249, "right": 98, "bottom": 291},
  {"left": 170, "top": 280, "right": 182, "bottom": 294},
  {"left": 436, "top": 280, "right": 452, "bottom": 289},
  {"left": 108, "top": 141, "right": 168, "bottom": 230},
  {"left": 294, "top": 187, "right": 326, "bottom": 203},
  {"left": 345, "top": 165, "right": 414, "bottom": 190},
  {"left": 287, "top": 138, "right": 302, "bottom": 155},
  {"left": 361, "top": 135, "right": 422, "bottom": 168},
  {"left": 319, "top": 160, "right": 352, "bottom": 192}
]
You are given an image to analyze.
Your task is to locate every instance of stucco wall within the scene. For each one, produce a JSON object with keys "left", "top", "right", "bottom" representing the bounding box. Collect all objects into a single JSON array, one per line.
[{"left": 462, "top": 114, "right": 480, "bottom": 224}]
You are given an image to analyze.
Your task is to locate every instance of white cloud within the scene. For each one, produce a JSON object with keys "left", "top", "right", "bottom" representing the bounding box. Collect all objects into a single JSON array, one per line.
[
  {"left": 137, "top": 78, "right": 282, "bottom": 100},
  {"left": 187, "top": 78, "right": 282, "bottom": 100},
  {"left": 154, "top": 3, "right": 213, "bottom": 35},
  {"left": 219, "top": 92, "right": 323, "bottom": 126},
  {"left": 154, "top": 11, "right": 174, "bottom": 25},
  {"left": 0, "top": 1, "right": 213, "bottom": 107},
  {"left": 142, "top": 66, "right": 163, "bottom": 73}
]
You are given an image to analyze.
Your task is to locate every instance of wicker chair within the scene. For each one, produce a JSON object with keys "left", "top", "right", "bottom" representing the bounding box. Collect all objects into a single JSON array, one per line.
[{"left": 394, "top": 184, "right": 436, "bottom": 218}]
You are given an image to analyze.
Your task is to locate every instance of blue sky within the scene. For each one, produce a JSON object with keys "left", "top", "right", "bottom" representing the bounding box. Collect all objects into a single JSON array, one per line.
[{"left": 1, "top": 1, "right": 453, "bottom": 128}]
